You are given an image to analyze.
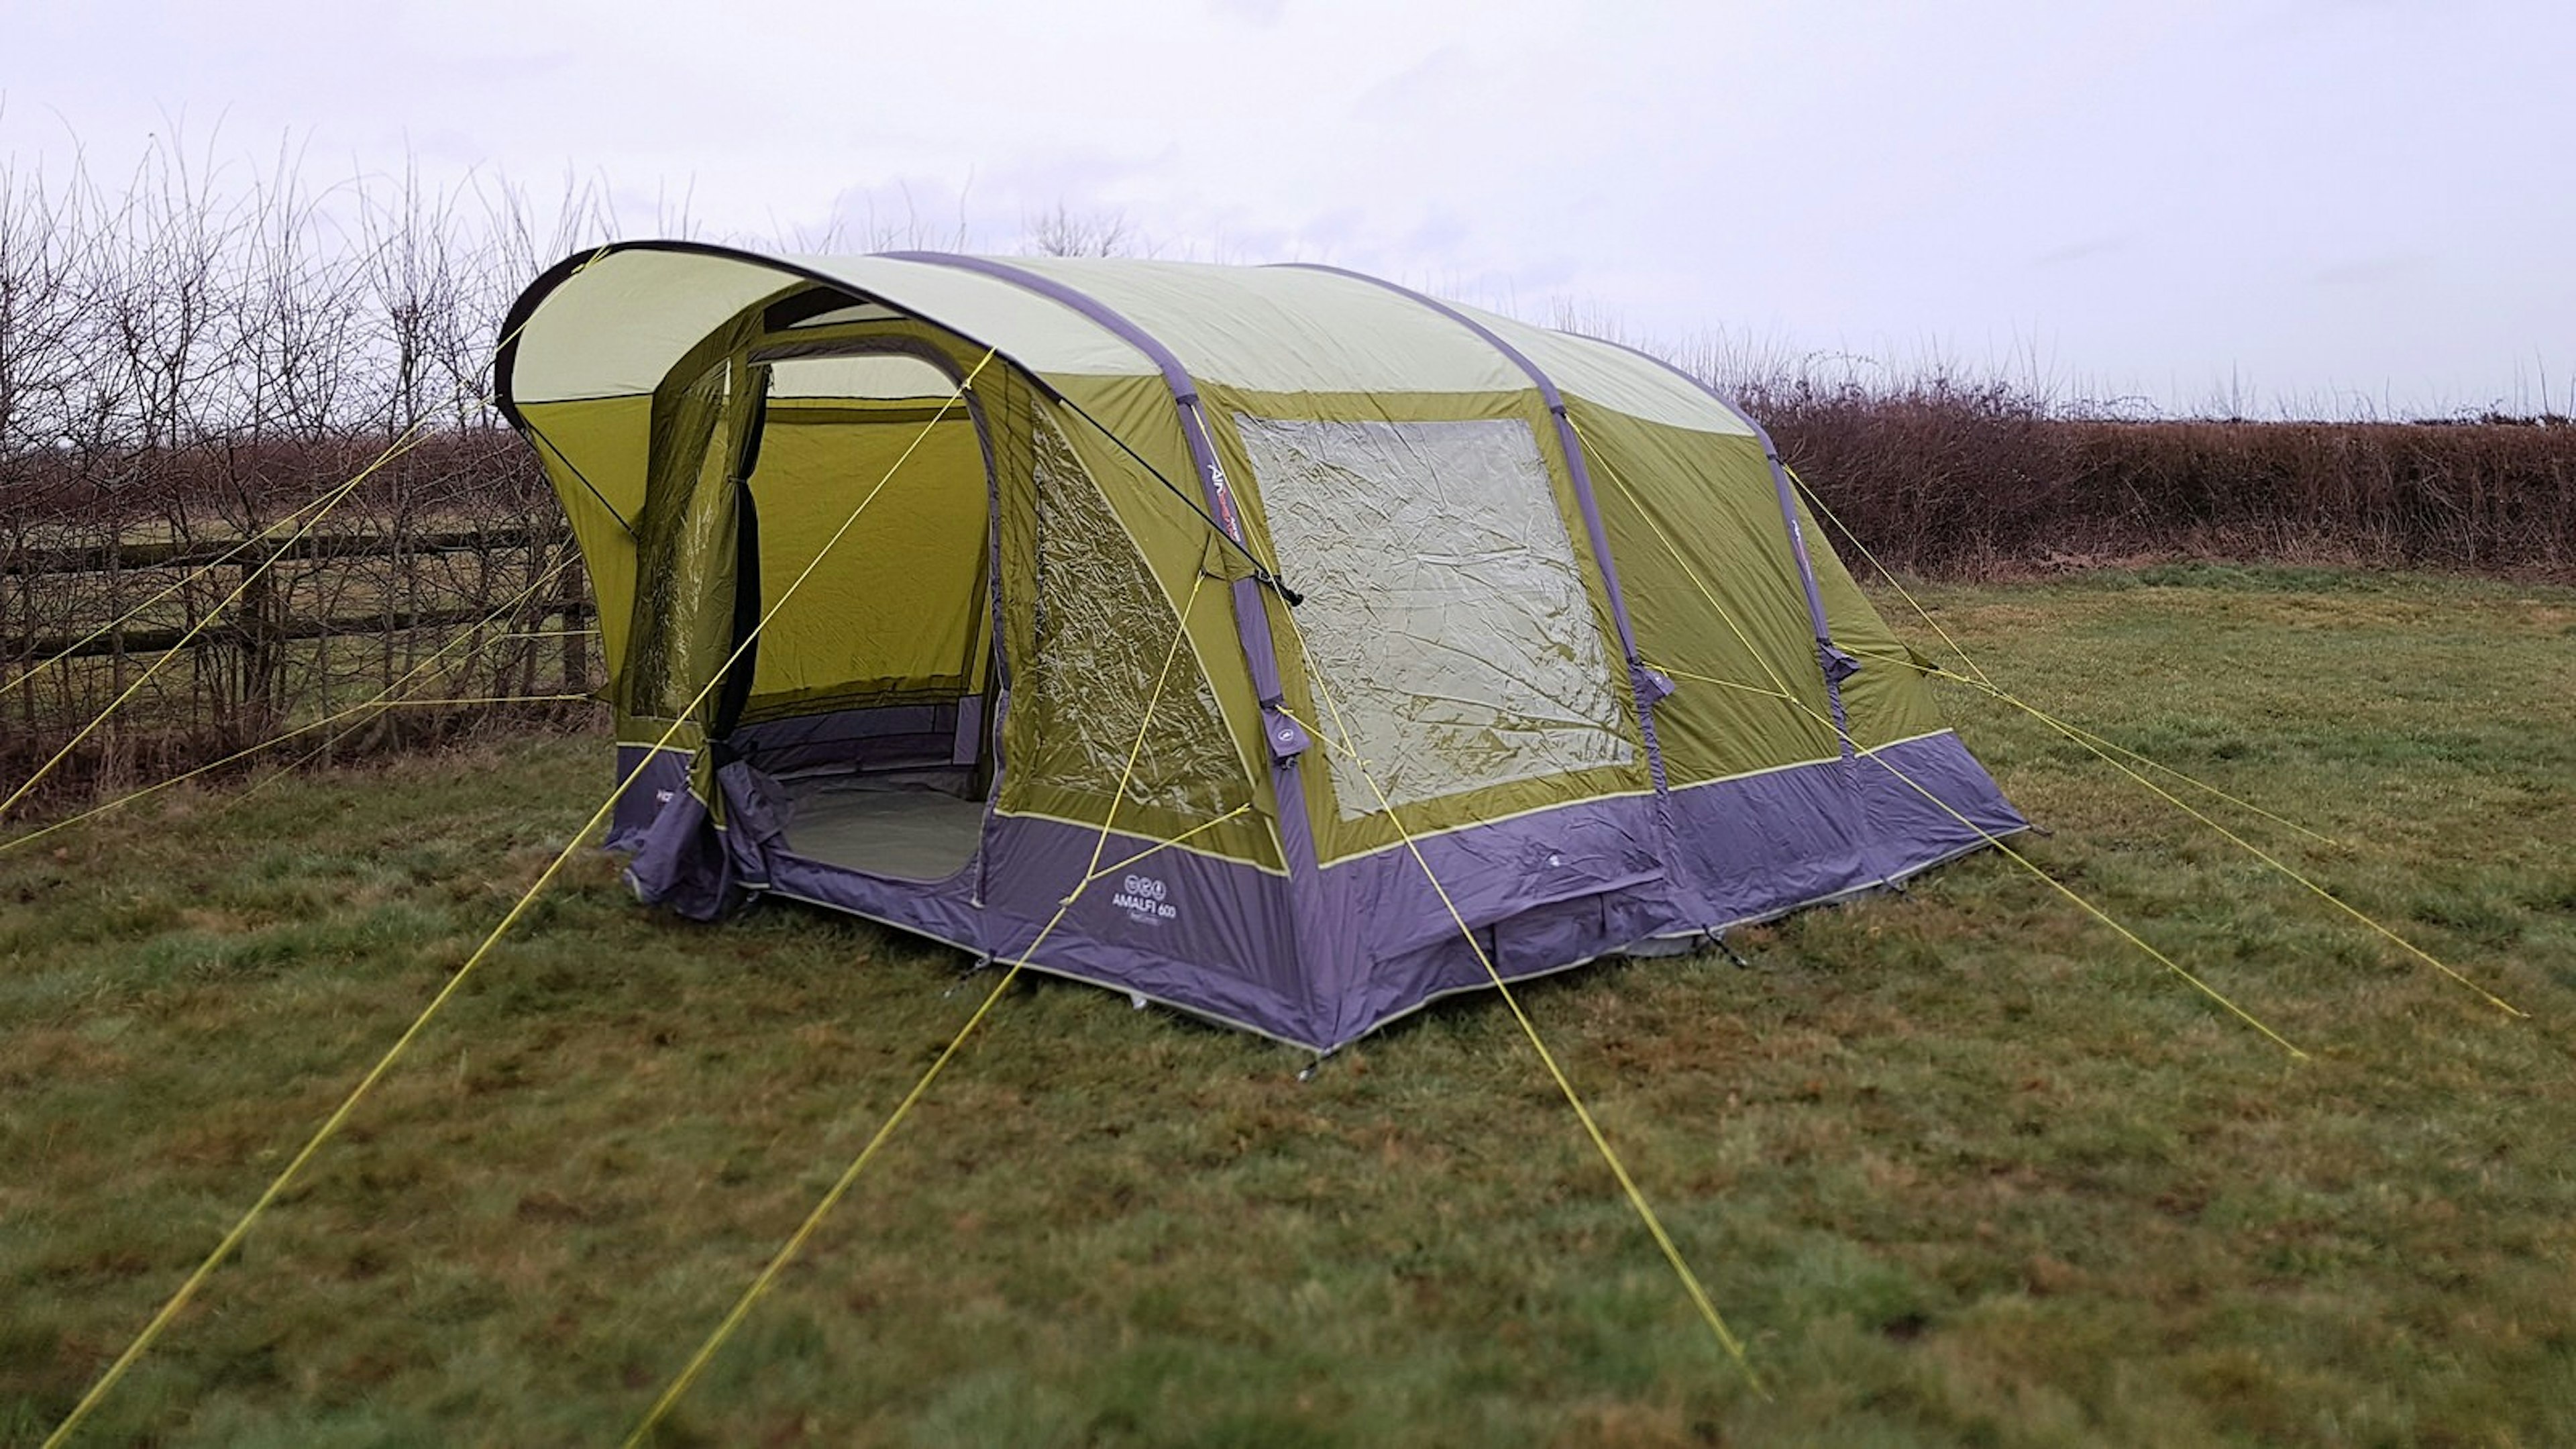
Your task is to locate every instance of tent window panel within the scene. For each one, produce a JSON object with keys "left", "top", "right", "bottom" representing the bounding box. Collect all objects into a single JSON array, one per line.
[
  {"left": 745, "top": 415, "right": 987, "bottom": 707},
  {"left": 1010, "top": 411, "right": 1242, "bottom": 822},
  {"left": 1236, "top": 414, "right": 1631, "bottom": 819}
]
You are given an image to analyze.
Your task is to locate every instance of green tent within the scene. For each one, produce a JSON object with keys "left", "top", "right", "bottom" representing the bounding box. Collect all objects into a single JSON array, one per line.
[{"left": 496, "top": 246, "right": 2023, "bottom": 1051}]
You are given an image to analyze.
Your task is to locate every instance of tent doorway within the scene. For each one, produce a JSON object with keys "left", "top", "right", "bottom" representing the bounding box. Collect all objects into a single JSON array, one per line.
[{"left": 729, "top": 347, "right": 998, "bottom": 883}]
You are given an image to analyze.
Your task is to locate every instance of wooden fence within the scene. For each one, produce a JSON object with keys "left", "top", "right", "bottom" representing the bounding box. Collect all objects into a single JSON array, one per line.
[{"left": 1, "top": 508, "right": 600, "bottom": 804}]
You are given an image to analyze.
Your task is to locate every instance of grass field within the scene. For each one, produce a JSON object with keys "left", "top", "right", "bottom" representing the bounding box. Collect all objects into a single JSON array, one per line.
[{"left": 4, "top": 566, "right": 2573, "bottom": 1447}]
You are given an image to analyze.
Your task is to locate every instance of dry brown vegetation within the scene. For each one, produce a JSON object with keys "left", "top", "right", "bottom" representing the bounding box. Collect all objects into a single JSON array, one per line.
[{"left": 1757, "top": 378, "right": 2575, "bottom": 579}]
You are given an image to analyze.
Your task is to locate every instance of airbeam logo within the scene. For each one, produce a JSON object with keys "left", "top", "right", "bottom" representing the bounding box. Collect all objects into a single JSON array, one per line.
[{"left": 1112, "top": 873, "right": 1176, "bottom": 925}]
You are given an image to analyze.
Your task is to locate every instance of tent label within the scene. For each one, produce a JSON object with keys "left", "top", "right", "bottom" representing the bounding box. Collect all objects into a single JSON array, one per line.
[{"left": 1112, "top": 873, "right": 1176, "bottom": 925}]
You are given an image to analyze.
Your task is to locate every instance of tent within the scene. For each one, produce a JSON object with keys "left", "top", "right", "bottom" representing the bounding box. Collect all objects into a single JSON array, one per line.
[{"left": 494, "top": 246, "right": 2026, "bottom": 1053}]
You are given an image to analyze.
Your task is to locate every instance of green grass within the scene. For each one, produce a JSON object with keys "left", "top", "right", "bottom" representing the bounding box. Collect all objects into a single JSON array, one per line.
[{"left": 5, "top": 566, "right": 2573, "bottom": 1447}]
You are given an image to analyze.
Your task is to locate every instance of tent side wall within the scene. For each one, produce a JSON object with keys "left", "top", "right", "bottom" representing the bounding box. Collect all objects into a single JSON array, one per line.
[
  {"left": 1564, "top": 377, "right": 2023, "bottom": 922},
  {"left": 514, "top": 394, "right": 651, "bottom": 695}
]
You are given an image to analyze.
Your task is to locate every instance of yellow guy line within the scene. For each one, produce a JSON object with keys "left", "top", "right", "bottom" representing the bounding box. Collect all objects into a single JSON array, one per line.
[
  {"left": 1273, "top": 657, "right": 1766, "bottom": 1396},
  {"left": 1782, "top": 468, "right": 2340, "bottom": 849},
  {"left": 1574, "top": 425, "right": 2305, "bottom": 1059},
  {"left": 1806, "top": 684, "right": 2309, "bottom": 1057},
  {"left": 1898, "top": 657, "right": 2522, "bottom": 1017},
  {"left": 626, "top": 572, "right": 1220, "bottom": 1444},
  {"left": 0, "top": 698, "right": 584, "bottom": 857},
  {"left": 42, "top": 345, "right": 991, "bottom": 1449},
  {"left": 1, "top": 555, "right": 582, "bottom": 857},
  {"left": 1837, "top": 640, "right": 2341, "bottom": 849},
  {"left": 1766, "top": 464, "right": 2480, "bottom": 1009}
]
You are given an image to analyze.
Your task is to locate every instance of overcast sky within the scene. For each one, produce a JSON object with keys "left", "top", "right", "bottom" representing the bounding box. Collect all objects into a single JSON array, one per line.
[{"left": 7, "top": 0, "right": 2572, "bottom": 417}]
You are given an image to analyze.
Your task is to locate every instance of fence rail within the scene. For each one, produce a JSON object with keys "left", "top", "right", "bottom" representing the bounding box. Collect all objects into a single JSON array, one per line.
[
  {"left": 0, "top": 524, "right": 553, "bottom": 578},
  {"left": 5, "top": 598, "right": 598, "bottom": 663},
  {"left": 2, "top": 492, "right": 600, "bottom": 809}
]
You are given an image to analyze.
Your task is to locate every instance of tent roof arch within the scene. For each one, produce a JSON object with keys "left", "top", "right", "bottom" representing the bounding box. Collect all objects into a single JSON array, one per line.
[
  {"left": 493, "top": 241, "right": 1164, "bottom": 420},
  {"left": 495, "top": 244, "right": 1754, "bottom": 422}
]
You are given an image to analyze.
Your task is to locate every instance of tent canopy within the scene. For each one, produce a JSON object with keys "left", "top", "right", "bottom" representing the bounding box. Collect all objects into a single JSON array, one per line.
[{"left": 497, "top": 244, "right": 2025, "bottom": 1052}]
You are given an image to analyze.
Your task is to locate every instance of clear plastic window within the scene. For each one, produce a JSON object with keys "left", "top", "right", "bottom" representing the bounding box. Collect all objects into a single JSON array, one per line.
[
  {"left": 1236, "top": 415, "right": 1631, "bottom": 818},
  {"left": 1015, "top": 411, "right": 1244, "bottom": 822}
]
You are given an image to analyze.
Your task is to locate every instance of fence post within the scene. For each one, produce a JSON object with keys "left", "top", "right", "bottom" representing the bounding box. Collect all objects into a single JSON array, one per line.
[
  {"left": 106, "top": 526, "right": 128, "bottom": 702},
  {"left": 7, "top": 519, "right": 34, "bottom": 744},
  {"left": 236, "top": 536, "right": 287, "bottom": 739},
  {"left": 561, "top": 584, "right": 590, "bottom": 700},
  {"left": 515, "top": 538, "right": 542, "bottom": 700}
]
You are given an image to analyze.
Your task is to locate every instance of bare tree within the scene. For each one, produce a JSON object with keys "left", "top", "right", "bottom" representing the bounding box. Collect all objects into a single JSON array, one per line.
[{"left": 1023, "top": 201, "right": 1134, "bottom": 258}]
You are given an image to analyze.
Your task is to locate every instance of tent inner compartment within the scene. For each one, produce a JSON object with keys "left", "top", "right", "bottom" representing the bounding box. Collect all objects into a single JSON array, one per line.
[{"left": 731, "top": 348, "right": 998, "bottom": 883}]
